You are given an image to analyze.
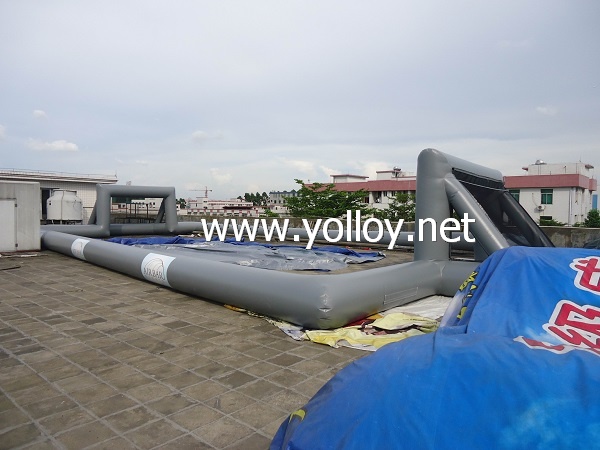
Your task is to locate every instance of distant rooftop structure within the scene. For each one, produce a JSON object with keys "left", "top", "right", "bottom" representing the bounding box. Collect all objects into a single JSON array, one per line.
[
  {"left": 521, "top": 161, "right": 594, "bottom": 176},
  {"left": 323, "top": 167, "right": 417, "bottom": 211},
  {"left": 330, "top": 167, "right": 415, "bottom": 184},
  {"left": 0, "top": 168, "right": 117, "bottom": 184},
  {"left": 331, "top": 174, "right": 369, "bottom": 183},
  {"left": 0, "top": 168, "right": 118, "bottom": 224}
]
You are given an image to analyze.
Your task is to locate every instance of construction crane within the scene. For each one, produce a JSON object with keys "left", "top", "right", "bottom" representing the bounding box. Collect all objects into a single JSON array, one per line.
[{"left": 191, "top": 186, "right": 213, "bottom": 198}]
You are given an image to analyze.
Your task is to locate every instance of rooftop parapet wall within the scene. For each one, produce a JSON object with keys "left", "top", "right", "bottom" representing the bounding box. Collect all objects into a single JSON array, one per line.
[
  {"left": 542, "top": 226, "right": 600, "bottom": 248},
  {"left": 0, "top": 168, "right": 117, "bottom": 184},
  {"left": 505, "top": 174, "right": 597, "bottom": 191}
]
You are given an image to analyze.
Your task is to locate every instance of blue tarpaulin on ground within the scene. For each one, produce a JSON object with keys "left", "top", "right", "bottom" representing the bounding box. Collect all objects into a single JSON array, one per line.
[
  {"left": 107, "top": 236, "right": 237, "bottom": 246},
  {"left": 271, "top": 247, "right": 600, "bottom": 449},
  {"left": 106, "top": 236, "right": 384, "bottom": 271}
]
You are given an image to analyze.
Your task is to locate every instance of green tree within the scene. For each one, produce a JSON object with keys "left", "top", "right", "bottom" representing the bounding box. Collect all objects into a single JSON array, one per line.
[
  {"left": 176, "top": 198, "right": 187, "bottom": 209},
  {"left": 539, "top": 217, "right": 566, "bottom": 226},
  {"left": 240, "top": 192, "right": 269, "bottom": 206},
  {"left": 261, "top": 192, "right": 270, "bottom": 207},
  {"left": 261, "top": 208, "right": 279, "bottom": 217},
  {"left": 374, "top": 192, "right": 416, "bottom": 221},
  {"left": 284, "top": 179, "right": 374, "bottom": 218},
  {"left": 584, "top": 209, "right": 600, "bottom": 228}
]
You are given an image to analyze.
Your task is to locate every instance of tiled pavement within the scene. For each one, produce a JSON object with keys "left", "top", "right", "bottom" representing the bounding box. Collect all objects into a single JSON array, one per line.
[{"left": 0, "top": 251, "right": 366, "bottom": 449}]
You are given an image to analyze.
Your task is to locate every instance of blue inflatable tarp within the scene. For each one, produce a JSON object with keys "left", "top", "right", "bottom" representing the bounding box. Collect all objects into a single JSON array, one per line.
[
  {"left": 271, "top": 247, "right": 600, "bottom": 449},
  {"left": 106, "top": 236, "right": 384, "bottom": 271}
]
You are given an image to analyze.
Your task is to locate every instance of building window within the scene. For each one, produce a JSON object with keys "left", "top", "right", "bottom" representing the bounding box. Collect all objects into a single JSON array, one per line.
[
  {"left": 508, "top": 189, "right": 520, "bottom": 202},
  {"left": 541, "top": 189, "right": 553, "bottom": 205}
]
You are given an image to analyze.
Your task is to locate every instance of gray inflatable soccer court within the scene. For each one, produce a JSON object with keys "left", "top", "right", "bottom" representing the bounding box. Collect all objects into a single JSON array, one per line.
[{"left": 41, "top": 149, "right": 552, "bottom": 329}]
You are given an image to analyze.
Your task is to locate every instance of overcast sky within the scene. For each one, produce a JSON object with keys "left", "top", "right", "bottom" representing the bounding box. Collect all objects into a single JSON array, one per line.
[{"left": 1, "top": 1, "right": 598, "bottom": 200}]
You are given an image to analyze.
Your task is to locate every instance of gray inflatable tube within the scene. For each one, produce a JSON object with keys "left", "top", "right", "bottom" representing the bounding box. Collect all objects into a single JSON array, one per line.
[
  {"left": 40, "top": 229, "right": 477, "bottom": 329},
  {"left": 40, "top": 149, "right": 551, "bottom": 329}
]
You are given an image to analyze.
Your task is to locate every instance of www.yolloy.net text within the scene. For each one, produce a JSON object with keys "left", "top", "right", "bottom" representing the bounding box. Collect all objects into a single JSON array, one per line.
[{"left": 199, "top": 211, "right": 475, "bottom": 250}]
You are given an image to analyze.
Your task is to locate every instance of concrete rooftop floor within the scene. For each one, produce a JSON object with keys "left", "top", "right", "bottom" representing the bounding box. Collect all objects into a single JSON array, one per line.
[{"left": 0, "top": 250, "right": 369, "bottom": 449}]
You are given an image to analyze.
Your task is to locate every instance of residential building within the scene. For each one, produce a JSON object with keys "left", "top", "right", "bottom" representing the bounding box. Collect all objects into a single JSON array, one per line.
[
  {"left": 329, "top": 167, "right": 416, "bottom": 211},
  {"left": 0, "top": 168, "right": 117, "bottom": 223},
  {"left": 504, "top": 160, "right": 597, "bottom": 225},
  {"left": 185, "top": 196, "right": 259, "bottom": 217},
  {"left": 269, "top": 190, "right": 297, "bottom": 206},
  {"left": 267, "top": 190, "right": 298, "bottom": 216}
]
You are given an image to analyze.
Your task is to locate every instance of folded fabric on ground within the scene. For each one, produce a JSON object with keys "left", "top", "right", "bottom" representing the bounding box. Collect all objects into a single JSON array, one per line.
[
  {"left": 305, "top": 312, "right": 439, "bottom": 350},
  {"left": 107, "top": 236, "right": 384, "bottom": 271},
  {"left": 227, "top": 295, "right": 451, "bottom": 351},
  {"left": 271, "top": 246, "right": 600, "bottom": 449}
]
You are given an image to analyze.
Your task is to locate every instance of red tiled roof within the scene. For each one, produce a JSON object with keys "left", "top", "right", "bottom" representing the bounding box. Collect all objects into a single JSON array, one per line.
[
  {"left": 327, "top": 179, "right": 416, "bottom": 192},
  {"left": 504, "top": 174, "right": 597, "bottom": 191}
]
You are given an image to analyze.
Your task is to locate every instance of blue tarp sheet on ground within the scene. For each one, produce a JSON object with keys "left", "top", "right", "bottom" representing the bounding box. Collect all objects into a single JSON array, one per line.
[
  {"left": 271, "top": 247, "right": 600, "bottom": 449},
  {"left": 106, "top": 236, "right": 384, "bottom": 271}
]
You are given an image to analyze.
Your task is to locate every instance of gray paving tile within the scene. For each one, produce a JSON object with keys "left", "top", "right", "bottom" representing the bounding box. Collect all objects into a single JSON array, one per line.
[
  {"left": 9, "top": 384, "right": 63, "bottom": 407},
  {"left": 21, "top": 394, "right": 78, "bottom": 420},
  {"left": 86, "top": 394, "right": 138, "bottom": 418},
  {"left": 212, "top": 390, "right": 256, "bottom": 414},
  {"left": 38, "top": 407, "right": 95, "bottom": 435},
  {"left": 224, "top": 433, "right": 273, "bottom": 450},
  {"left": 107, "top": 372, "right": 153, "bottom": 390},
  {"left": 124, "top": 419, "right": 185, "bottom": 449},
  {"left": 169, "top": 403, "right": 223, "bottom": 430},
  {"left": 0, "top": 423, "right": 44, "bottom": 449},
  {"left": 0, "top": 408, "right": 30, "bottom": 432},
  {"left": 1, "top": 374, "right": 46, "bottom": 393},
  {"left": 214, "top": 370, "right": 256, "bottom": 388},
  {"left": 162, "top": 370, "right": 204, "bottom": 390},
  {"left": 68, "top": 383, "right": 119, "bottom": 404},
  {"left": 19, "top": 438, "right": 58, "bottom": 450},
  {"left": 103, "top": 405, "right": 159, "bottom": 433},
  {"left": 154, "top": 433, "right": 213, "bottom": 449},
  {"left": 126, "top": 381, "right": 173, "bottom": 403},
  {"left": 147, "top": 393, "right": 195, "bottom": 416},
  {"left": 0, "top": 251, "right": 367, "bottom": 449},
  {"left": 86, "top": 436, "right": 138, "bottom": 449},
  {"left": 237, "top": 379, "right": 284, "bottom": 400},
  {"left": 53, "top": 373, "right": 99, "bottom": 393},
  {"left": 56, "top": 420, "right": 117, "bottom": 450},
  {"left": 193, "top": 416, "right": 254, "bottom": 448},
  {"left": 232, "top": 401, "right": 288, "bottom": 430}
]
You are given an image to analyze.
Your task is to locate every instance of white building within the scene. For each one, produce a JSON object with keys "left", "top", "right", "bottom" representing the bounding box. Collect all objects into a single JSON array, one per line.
[
  {"left": 186, "top": 197, "right": 259, "bottom": 217},
  {"left": 329, "top": 167, "right": 416, "bottom": 211},
  {"left": 0, "top": 169, "right": 117, "bottom": 223},
  {"left": 505, "top": 160, "right": 597, "bottom": 225}
]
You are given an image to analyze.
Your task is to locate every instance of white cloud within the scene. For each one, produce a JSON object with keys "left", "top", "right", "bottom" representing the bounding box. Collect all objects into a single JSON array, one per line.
[
  {"left": 209, "top": 168, "right": 232, "bottom": 184},
  {"left": 191, "top": 130, "right": 224, "bottom": 143},
  {"left": 33, "top": 109, "right": 47, "bottom": 119},
  {"left": 191, "top": 130, "right": 209, "bottom": 142},
  {"left": 318, "top": 165, "right": 340, "bottom": 180},
  {"left": 134, "top": 160, "right": 149, "bottom": 166},
  {"left": 356, "top": 161, "right": 396, "bottom": 179},
  {"left": 27, "top": 139, "right": 78, "bottom": 152},
  {"left": 536, "top": 106, "right": 558, "bottom": 116},
  {"left": 282, "top": 159, "right": 316, "bottom": 178},
  {"left": 0, "top": 124, "right": 5, "bottom": 139}
]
